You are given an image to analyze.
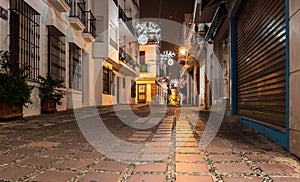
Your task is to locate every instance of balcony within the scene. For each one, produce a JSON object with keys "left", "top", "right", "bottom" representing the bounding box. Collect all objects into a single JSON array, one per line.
[
  {"left": 131, "top": 0, "right": 140, "bottom": 11},
  {"left": 118, "top": 6, "right": 135, "bottom": 36},
  {"left": 113, "top": 0, "right": 118, "bottom": 7},
  {"left": 49, "top": 0, "right": 71, "bottom": 12},
  {"left": 119, "top": 47, "right": 138, "bottom": 70},
  {"left": 140, "top": 64, "right": 148, "bottom": 73},
  {"left": 68, "top": 0, "right": 85, "bottom": 31},
  {"left": 82, "top": 10, "right": 96, "bottom": 42}
]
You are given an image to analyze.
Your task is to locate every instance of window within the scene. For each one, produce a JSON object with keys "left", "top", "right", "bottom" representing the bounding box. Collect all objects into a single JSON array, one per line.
[
  {"left": 131, "top": 80, "right": 136, "bottom": 98},
  {"left": 9, "top": 0, "right": 40, "bottom": 81},
  {"left": 48, "top": 26, "right": 66, "bottom": 80},
  {"left": 140, "top": 51, "right": 145, "bottom": 64},
  {"left": 69, "top": 43, "right": 82, "bottom": 90},
  {"left": 123, "top": 78, "right": 126, "bottom": 88},
  {"left": 103, "top": 66, "right": 114, "bottom": 94}
]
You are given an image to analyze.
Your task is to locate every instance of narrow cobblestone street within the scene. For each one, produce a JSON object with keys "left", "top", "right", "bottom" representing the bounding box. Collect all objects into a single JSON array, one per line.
[{"left": 0, "top": 105, "right": 299, "bottom": 182}]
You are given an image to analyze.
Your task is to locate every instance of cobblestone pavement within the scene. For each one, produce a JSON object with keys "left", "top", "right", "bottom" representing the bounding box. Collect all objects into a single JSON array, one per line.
[{"left": 0, "top": 105, "right": 300, "bottom": 182}]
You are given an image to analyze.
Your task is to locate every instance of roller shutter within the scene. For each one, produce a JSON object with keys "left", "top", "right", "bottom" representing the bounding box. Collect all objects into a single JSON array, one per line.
[{"left": 236, "top": 0, "right": 286, "bottom": 128}]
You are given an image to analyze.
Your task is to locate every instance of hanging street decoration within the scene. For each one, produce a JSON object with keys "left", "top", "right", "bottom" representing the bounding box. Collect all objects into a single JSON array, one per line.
[
  {"left": 161, "top": 50, "right": 176, "bottom": 66},
  {"left": 138, "top": 34, "right": 148, "bottom": 45},
  {"left": 135, "top": 22, "right": 161, "bottom": 43}
]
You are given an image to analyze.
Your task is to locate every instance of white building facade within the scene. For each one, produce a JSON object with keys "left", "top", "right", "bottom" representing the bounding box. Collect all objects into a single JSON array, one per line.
[
  {"left": 0, "top": 0, "right": 140, "bottom": 117},
  {"left": 92, "top": 0, "right": 139, "bottom": 106}
]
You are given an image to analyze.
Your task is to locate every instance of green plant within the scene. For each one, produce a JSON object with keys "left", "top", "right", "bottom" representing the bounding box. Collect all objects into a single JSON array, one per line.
[
  {"left": 0, "top": 72, "right": 33, "bottom": 107},
  {"left": 38, "top": 75, "right": 65, "bottom": 105},
  {"left": 0, "top": 50, "right": 33, "bottom": 107}
]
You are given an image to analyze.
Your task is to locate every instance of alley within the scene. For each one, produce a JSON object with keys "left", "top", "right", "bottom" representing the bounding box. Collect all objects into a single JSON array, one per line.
[{"left": 0, "top": 105, "right": 299, "bottom": 182}]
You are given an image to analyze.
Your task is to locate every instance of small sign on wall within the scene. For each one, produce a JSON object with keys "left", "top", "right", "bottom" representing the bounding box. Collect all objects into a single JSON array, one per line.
[{"left": 0, "top": 6, "right": 8, "bottom": 20}]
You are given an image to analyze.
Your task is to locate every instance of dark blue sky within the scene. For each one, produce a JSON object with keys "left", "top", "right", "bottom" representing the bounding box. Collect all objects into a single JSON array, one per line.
[{"left": 141, "top": 0, "right": 194, "bottom": 23}]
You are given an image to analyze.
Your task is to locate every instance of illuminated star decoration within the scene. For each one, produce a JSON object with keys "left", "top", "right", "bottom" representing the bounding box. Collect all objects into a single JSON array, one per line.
[
  {"left": 161, "top": 50, "right": 176, "bottom": 66},
  {"left": 135, "top": 22, "right": 161, "bottom": 44}
]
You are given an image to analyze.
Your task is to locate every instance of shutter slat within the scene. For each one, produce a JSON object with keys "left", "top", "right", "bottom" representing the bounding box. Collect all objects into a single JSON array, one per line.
[{"left": 236, "top": 0, "right": 286, "bottom": 128}]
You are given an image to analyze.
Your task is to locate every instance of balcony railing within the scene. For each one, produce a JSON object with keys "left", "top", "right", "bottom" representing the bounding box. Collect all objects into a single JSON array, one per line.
[
  {"left": 110, "top": 38, "right": 118, "bottom": 50},
  {"left": 48, "top": 0, "right": 71, "bottom": 12},
  {"left": 83, "top": 10, "right": 96, "bottom": 38},
  {"left": 68, "top": 0, "right": 85, "bottom": 24},
  {"left": 119, "top": 47, "right": 138, "bottom": 70},
  {"left": 113, "top": 0, "right": 118, "bottom": 7},
  {"left": 118, "top": 6, "right": 135, "bottom": 36},
  {"left": 140, "top": 64, "right": 148, "bottom": 72},
  {"left": 131, "top": 0, "right": 140, "bottom": 11}
]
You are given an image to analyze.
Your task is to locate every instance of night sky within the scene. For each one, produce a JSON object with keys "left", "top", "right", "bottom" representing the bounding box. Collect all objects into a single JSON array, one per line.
[
  {"left": 141, "top": 0, "right": 194, "bottom": 23},
  {"left": 140, "top": 0, "right": 195, "bottom": 79}
]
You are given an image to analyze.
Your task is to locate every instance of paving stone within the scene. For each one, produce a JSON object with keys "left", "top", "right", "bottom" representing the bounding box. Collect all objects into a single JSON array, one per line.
[
  {"left": 127, "top": 137, "right": 147, "bottom": 142},
  {"left": 56, "top": 143, "right": 86, "bottom": 150},
  {"left": 109, "top": 152, "right": 137, "bottom": 161},
  {"left": 176, "top": 142, "right": 199, "bottom": 147},
  {"left": 271, "top": 177, "right": 300, "bottom": 182},
  {"left": 0, "top": 154, "right": 20, "bottom": 164},
  {"left": 222, "top": 176, "right": 261, "bottom": 182},
  {"left": 176, "top": 175, "right": 213, "bottom": 182},
  {"left": 38, "top": 148, "right": 73, "bottom": 158},
  {"left": 256, "top": 163, "right": 297, "bottom": 174},
  {"left": 93, "top": 161, "right": 128, "bottom": 171},
  {"left": 176, "top": 163, "right": 209, "bottom": 173},
  {"left": 9, "top": 147, "right": 42, "bottom": 155},
  {"left": 56, "top": 159, "right": 93, "bottom": 170},
  {"left": 134, "top": 163, "right": 167, "bottom": 172},
  {"left": 131, "top": 134, "right": 150, "bottom": 138},
  {"left": 209, "top": 154, "right": 241, "bottom": 162},
  {"left": 205, "top": 147, "right": 232, "bottom": 153},
  {"left": 79, "top": 172, "right": 121, "bottom": 182},
  {"left": 27, "top": 141, "right": 60, "bottom": 148},
  {"left": 0, "top": 166, "right": 35, "bottom": 180},
  {"left": 4, "top": 140, "right": 29, "bottom": 147},
  {"left": 176, "top": 153, "right": 205, "bottom": 162},
  {"left": 134, "top": 131, "right": 152, "bottom": 135},
  {"left": 31, "top": 170, "right": 77, "bottom": 181},
  {"left": 151, "top": 137, "right": 171, "bottom": 142},
  {"left": 73, "top": 151, "right": 103, "bottom": 160},
  {"left": 246, "top": 154, "right": 275, "bottom": 162},
  {"left": 140, "top": 154, "right": 168, "bottom": 162},
  {"left": 127, "top": 174, "right": 165, "bottom": 182},
  {"left": 175, "top": 147, "right": 201, "bottom": 153},
  {"left": 144, "top": 147, "right": 169, "bottom": 153},
  {"left": 214, "top": 163, "right": 252, "bottom": 173},
  {"left": 147, "top": 142, "right": 171, "bottom": 147},
  {"left": 236, "top": 146, "right": 266, "bottom": 153},
  {"left": 18, "top": 156, "right": 57, "bottom": 167}
]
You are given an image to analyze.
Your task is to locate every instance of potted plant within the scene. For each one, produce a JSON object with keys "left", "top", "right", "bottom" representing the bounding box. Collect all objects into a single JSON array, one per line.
[
  {"left": 38, "top": 75, "right": 65, "bottom": 114},
  {"left": 0, "top": 50, "right": 33, "bottom": 120}
]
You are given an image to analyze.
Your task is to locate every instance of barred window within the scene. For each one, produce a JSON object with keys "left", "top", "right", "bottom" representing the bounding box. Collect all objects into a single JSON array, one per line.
[
  {"left": 103, "top": 66, "right": 114, "bottom": 95},
  {"left": 69, "top": 43, "right": 82, "bottom": 90},
  {"left": 9, "top": 0, "right": 40, "bottom": 81},
  {"left": 48, "top": 26, "right": 65, "bottom": 80},
  {"left": 103, "top": 66, "right": 111, "bottom": 94}
]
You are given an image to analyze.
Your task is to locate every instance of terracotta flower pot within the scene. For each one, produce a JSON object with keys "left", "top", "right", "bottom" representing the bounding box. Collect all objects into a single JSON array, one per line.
[
  {"left": 41, "top": 100, "right": 56, "bottom": 114},
  {"left": 0, "top": 103, "right": 23, "bottom": 121}
]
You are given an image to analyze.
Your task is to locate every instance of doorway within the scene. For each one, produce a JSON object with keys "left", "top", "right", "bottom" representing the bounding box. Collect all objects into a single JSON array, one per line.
[{"left": 138, "top": 84, "right": 147, "bottom": 103}]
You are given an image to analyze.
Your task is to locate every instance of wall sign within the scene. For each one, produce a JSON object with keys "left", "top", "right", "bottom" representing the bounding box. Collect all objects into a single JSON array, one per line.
[{"left": 0, "top": 6, "right": 8, "bottom": 20}]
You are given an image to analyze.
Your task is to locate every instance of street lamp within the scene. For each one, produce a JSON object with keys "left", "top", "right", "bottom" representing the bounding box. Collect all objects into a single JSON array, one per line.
[
  {"left": 179, "top": 48, "right": 188, "bottom": 57},
  {"left": 179, "top": 47, "right": 189, "bottom": 66}
]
